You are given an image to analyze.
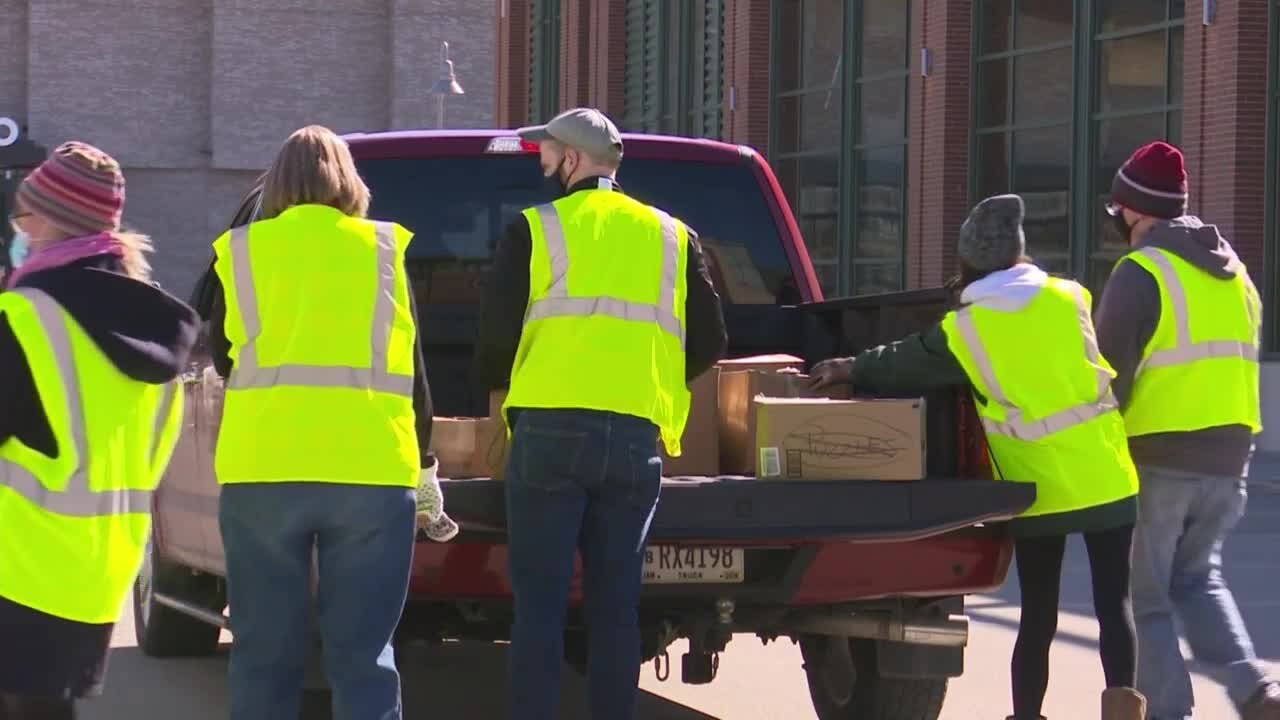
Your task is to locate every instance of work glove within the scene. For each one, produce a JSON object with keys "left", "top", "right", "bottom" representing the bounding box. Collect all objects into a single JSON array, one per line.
[
  {"left": 807, "top": 357, "right": 855, "bottom": 392},
  {"left": 416, "top": 458, "right": 459, "bottom": 543}
]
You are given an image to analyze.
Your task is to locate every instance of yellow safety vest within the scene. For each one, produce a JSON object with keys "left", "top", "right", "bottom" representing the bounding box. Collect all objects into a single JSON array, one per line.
[
  {"left": 1121, "top": 247, "right": 1261, "bottom": 437},
  {"left": 504, "top": 188, "right": 691, "bottom": 455},
  {"left": 211, "top": 204, "right": 420, "bottom": 487},
  {"left": 941, "top": 276, "right": 1138, "bottom": 519},
  {"left": 0, "top": 288, "right": 182, "bottom": 623}
]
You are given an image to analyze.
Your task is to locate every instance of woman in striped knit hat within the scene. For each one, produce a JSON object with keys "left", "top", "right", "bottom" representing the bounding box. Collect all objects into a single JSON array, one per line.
[{"left": 0, "top": 141, "right": 198, "bottom": 719}]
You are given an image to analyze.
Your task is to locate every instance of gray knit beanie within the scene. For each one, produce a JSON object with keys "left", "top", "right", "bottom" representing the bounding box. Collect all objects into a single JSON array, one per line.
[{"left": 957, "top": 194, "right": 1026, "bottom": 272}]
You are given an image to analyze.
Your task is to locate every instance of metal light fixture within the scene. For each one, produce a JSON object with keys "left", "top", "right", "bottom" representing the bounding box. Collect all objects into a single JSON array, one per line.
[{"left": 429, "top": 41, "right": 465, "bottom": 129}]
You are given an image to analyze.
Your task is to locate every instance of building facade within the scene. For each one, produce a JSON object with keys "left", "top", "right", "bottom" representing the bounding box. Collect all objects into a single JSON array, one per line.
[
  {"left": 497, "top": 0, "right": 1279, "bottom": 348},
  {"left": 0, "top": 0, "right": 494, "bottom": 295}
]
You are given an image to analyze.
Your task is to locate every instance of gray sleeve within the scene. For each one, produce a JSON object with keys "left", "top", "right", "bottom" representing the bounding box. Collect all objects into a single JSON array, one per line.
[{"left": 1094, "top": 259, "right": 1160, "bottom": 409}]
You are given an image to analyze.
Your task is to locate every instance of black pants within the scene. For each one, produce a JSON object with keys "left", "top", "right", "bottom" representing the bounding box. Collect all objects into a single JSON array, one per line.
[
  {"left": 0, "top": 695, "right": 76, "bottom": 720},
  {"left": 1011, "top": 524, "right": 1137, "bottom": 719}
]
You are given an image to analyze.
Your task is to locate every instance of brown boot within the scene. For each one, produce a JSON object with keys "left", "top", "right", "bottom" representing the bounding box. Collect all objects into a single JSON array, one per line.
[
  {"left": 1241, "top": 682, "right": 1280, "bottom": 720},
  {"left": 1101, "top": 687, "right": 1146, "bottom": 720}
]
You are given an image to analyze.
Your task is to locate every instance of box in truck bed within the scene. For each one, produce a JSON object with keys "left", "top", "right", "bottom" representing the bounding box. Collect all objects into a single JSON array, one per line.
[{"left": 755, "top": 396, "right": 926, "bottom": 481}]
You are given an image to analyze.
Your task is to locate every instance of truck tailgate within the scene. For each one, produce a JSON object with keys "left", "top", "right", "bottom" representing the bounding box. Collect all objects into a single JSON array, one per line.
[{"left": 440, "top": 477, "right": 1034, "bottom": 542}]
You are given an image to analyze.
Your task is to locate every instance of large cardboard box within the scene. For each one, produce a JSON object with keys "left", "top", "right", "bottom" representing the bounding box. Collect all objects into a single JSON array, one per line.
[
  {"left": 754, "top": 397, "right": 925, "bottom": 481},
  {"left": 659, "top": 368, "right": 721, "bottom": 477}
]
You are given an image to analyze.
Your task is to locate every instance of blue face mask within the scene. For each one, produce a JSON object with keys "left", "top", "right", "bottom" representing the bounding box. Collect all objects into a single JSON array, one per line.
[{"left": 8, "top": 231, "right": 30, "bottom": 269}]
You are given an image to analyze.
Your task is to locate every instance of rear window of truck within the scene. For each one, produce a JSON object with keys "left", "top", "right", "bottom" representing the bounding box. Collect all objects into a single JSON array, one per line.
[{"left": 356, "top": 155, "right": 794, "bottom": 305}]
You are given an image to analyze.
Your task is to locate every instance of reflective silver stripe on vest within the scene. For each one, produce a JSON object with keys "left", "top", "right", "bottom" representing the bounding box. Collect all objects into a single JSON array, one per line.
[
  {"left": 525, "top": 203, "right": 685, "bottom": 346},
  {"left": 226, "top": 222, "right": 414, "bottom": 396},
  {"left": 1134, "top": 247, "right": 1260, "bottom": 372},
  {"left": 0, "top": 288, "right": 155, "bottom": 517},
  {"left": 955, "top": 283, "right": 1117, "bottom": 442}
]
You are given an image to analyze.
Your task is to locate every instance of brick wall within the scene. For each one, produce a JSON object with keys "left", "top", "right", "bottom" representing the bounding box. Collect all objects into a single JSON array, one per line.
[
  {"left": 0, "top": 0, "right": 28, "bottom": 123},
  {"left": 1182, "top": 0, "right": 1269, "bottom": 283},
  {"left": 560, "top": 0, "right": 592, "bottom": 108},
  {"left": 723, "top": 0, "right": 771, "bottom": 154},
  {"left": 907, "top": 0, "right": 972, "bottom": 289},
  {"left": 13, "top": 0, "right": 495, "bottom": 294},
  {"left": 588, "top": 0, "right": 627, "bottom": 117},
  {"left": 496, "top": 0, "right": 530, "bottom": 128}
]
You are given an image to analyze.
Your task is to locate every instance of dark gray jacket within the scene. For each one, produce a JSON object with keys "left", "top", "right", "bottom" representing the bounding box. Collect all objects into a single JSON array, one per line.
[{"left": 1093, "top": 217, "right": 1256, "bottom": 477}]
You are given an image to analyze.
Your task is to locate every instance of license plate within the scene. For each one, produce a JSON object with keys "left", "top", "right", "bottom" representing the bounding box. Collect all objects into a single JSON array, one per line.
[{"left": 642, "top": 546, "right": 745, "bottom": 584}]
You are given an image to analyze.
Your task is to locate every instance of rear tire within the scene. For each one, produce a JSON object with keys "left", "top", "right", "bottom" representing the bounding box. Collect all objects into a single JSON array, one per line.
[
  {"left": 799, "top": 635, "right": 947, "bottom": 720},
  {"left": 133, "top": 542, "right": 226, "bottom": 658}
]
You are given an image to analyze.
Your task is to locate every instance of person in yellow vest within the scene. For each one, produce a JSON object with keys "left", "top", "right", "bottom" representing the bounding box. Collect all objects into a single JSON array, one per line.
[
  {"left": 0, "top": 142, "right": 197, "bottom": 719},
  {"left": 473, "top": 107, "right": 727, "bottom": 720},
  {"left": 1095, "top": 141, "right": 1279, "bottom": 720},
  {"left": 203, "top": 126, "right": 445, "bottom": 720},
  {"left": 809, "top": 194, "right": 1145, "bottom": 720}
]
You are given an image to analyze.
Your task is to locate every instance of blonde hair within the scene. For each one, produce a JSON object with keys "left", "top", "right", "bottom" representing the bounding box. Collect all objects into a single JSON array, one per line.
[
  {"left": 110, "top": 231, "right": 154, "bottom": 281},
  {"left": 259, "top": 125, "right": 370, "bottom": 220}
]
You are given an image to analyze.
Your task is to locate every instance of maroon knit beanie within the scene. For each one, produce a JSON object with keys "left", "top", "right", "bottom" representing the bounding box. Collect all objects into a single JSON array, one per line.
[
  {"left": 16, "top": 141, "right": 125, "bottom": 238},
  {"left": 1108, "top": 141, "right": 1188, "bottom": 220}
]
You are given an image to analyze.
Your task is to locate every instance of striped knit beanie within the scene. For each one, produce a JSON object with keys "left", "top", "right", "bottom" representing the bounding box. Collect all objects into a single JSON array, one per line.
[
  {"left": 1108, "top": 141, "right": 1187, "bottom": 220},
  {"left": 17, "top": 141, "right": 125, "bottom": 237}
]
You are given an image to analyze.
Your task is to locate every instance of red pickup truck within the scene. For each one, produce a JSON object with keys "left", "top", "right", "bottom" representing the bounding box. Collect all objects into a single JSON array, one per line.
[{"left": 132, "top": 130, "right": 1034, "bottom": 720}]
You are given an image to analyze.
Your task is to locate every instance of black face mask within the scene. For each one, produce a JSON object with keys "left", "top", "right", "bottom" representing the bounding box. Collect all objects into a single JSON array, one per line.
[
  {"left": 1109, "top": 211, "right": 1134, "bottom": 244},
  {"left": 545, "top": 154, "right": 574, "bottom": 196}
]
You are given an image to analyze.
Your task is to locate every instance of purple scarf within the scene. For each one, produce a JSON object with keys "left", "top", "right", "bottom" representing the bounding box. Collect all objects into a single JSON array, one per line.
[{"left": 7, "top": 233, "right": 125, "bottom": 288}]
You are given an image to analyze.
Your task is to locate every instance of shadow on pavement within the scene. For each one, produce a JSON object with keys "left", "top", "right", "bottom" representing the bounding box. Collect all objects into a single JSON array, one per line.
[{"left": 85, "top": 641, "right": 717, "bottom": 720}]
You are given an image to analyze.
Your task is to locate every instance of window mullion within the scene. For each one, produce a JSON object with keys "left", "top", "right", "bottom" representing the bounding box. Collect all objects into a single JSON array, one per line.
[
  {"left": 839, "top": 0, "right": 857, "bottom": 295},
  {"left": 1069, "top": 0, "right": 1094, "bottom": 281}
]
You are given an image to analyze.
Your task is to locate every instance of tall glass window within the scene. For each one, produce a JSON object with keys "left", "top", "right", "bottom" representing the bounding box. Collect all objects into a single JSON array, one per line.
[
  {"left": 772, "top": 0, "right": 844, "bottom": 292},
  {"left": 850, "top": 0, "right": 910, "bottom": 294},
  {"left": 1090, "top": 0, "right": 1184, "bottom": 286},
  {"left": 622, "top": 0, "right": 725, "bottom": 139},
  {"left": 770, "top": 0, "right": 910, "bottom": 295},
  {"left": 974, "top": 0, "right": 1074, "bottom": 275},
  {"left": 971, "top": 0, "right": 1183, "bottom": 289},
  {"left": 529, "top": 0, "right": 561, "bottom": 123}
]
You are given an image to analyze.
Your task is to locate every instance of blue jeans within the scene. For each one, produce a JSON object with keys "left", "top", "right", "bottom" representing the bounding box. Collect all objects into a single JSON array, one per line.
[
  {"left": 505, "top": 409, "right": 662, "bottom": 720},
  {"left": 220, "top": 482, "right": 416, "bottom": 720},
  {"left": 1131, "top": 466, "right": 1275, "bottom": 719}
]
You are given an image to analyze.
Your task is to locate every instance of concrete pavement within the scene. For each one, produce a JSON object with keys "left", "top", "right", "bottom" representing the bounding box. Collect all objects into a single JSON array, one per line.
[{"left": 83, "top": 475, "right": 1278, "bottom": 719}]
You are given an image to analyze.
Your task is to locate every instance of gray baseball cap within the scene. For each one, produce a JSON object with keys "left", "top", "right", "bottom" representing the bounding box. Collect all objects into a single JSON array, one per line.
[{"left": 517, "top": 107, "right": 623, "bottom": 163}]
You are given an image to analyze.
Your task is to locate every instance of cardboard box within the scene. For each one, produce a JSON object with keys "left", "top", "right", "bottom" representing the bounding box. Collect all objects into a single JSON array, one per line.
[
  {"left": 754, "top": 397, "right": 925, "bottom": 481},
  {"left": 429, "top": 391, "right": 511, "bottom": 480},
  {"left": 430, "top": 416, "right": 488, "bottom": 479},
  {"left": 716, "top": 354, "right": 806, "bottom": 373},
  {"left": 717, "top": 369, "right": 815, "bottom": 475},
  {"left": 661, "top": 356, "right": 806, "bottom": 477},
  {"left": 660, "top": 369, "right": 721, "bottom": 477},
  {"left": 484, "top": 391, "right": 510, "bottom": 480}
]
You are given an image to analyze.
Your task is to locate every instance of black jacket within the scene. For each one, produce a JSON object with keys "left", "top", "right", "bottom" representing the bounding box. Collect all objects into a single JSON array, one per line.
[
  {"left": 0, "top": 255, "right": 200, "bottom": 458},
  {"left": 200, "top": 255, "right": 435, "bottom": 463},
  {"left": 473, "top": 176, "right": 728, "bottom": 391}
]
